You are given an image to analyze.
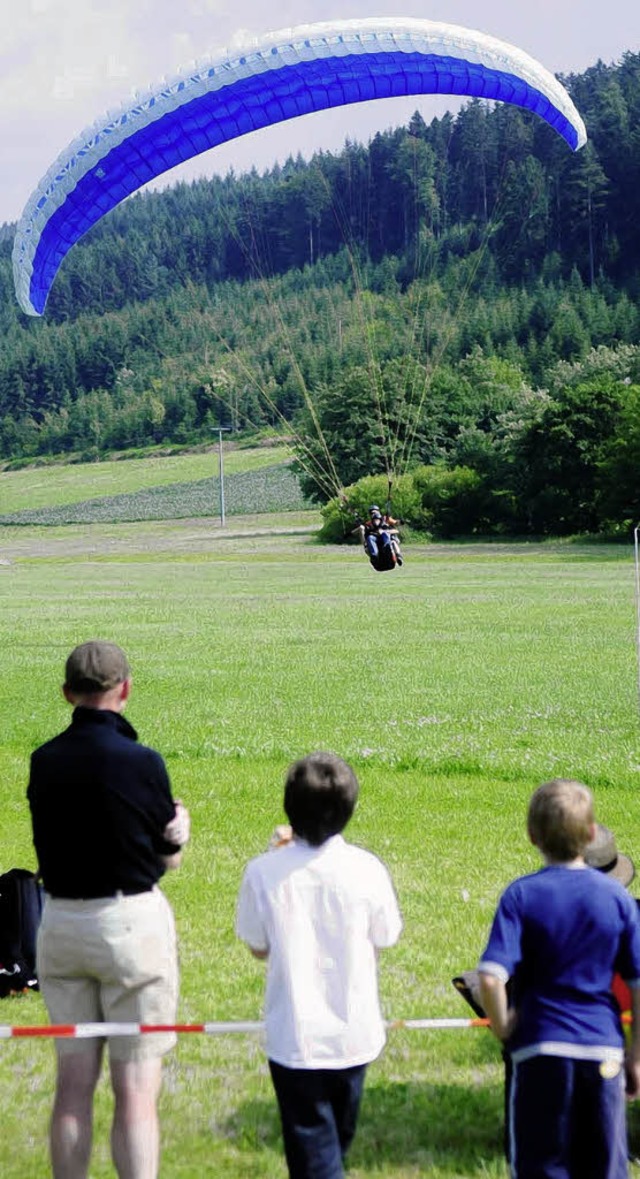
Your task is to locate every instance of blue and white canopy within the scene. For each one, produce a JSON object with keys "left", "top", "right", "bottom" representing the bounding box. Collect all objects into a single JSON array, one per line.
[{"left": 13, "top": 17, "right": 587, "bottom": 316}]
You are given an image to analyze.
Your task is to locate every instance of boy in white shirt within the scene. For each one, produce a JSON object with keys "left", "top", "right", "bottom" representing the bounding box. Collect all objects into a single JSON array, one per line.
[{"left": 236, "top": 751, "right": 402, "bottom": 1178}]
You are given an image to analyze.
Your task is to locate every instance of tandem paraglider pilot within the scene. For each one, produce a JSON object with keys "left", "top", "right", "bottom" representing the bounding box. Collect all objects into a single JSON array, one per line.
[
  {"left": 359, "top": 505, "right": 403, "bottom": 571},
  {"left": 27, "top": 640, "right": 190, "bottom": 1179}
]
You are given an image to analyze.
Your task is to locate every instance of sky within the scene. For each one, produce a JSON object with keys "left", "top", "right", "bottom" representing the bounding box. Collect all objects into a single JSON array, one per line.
[{"left": 1, "top": 0, "right": 638, "bottom": 227}]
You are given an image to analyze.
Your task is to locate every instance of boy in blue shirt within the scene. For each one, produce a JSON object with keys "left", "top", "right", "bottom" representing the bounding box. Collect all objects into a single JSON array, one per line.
[{"left": 479, "top": 778, "right": 640, "bottom": 1178}]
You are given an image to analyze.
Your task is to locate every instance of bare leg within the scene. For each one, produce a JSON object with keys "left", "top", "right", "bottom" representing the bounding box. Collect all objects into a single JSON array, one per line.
[
  {"left": 109, "top": 1057, "right": 163, "bottom": 1179},
  {"left": 50, "top": 1044, "right": 103, "bottom": 1179}
]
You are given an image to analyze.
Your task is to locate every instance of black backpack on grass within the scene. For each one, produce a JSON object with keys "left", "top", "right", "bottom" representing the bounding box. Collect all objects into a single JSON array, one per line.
[{"left": 0, "top": 869, "right": 43, "bottom": 998}]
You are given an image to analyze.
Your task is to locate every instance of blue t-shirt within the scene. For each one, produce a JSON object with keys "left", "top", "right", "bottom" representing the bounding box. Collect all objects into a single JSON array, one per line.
[{"left": 479, "top": 864, "right": 640, "bottom": 1062}]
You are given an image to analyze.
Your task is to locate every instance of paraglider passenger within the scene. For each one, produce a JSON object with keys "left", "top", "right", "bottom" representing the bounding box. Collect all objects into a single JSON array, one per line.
[{"left": 361, "top": 506, "right": 403, "bottom": 569}]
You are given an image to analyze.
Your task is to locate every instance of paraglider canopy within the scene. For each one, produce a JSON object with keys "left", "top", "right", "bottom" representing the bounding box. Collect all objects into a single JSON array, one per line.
[{"left": 13, "top": 17, "right": 587, "bottom": 317}]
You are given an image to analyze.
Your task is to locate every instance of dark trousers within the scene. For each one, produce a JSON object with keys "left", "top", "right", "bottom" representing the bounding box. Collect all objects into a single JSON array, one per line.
[
  {"left": 510, "top": 1054, "right": 628, "bottom": 1178},
  {"left": 268, "top": 1059, "right": 367, "bottom": 1179},
  {"left": 365, "top": 530, "right": 392, "bottom": 560}
]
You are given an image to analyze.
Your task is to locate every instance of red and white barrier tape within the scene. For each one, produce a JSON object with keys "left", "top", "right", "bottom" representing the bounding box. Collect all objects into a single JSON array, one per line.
[{"left": 0, "top": 1017, "right": 490, "bottom": 1040}]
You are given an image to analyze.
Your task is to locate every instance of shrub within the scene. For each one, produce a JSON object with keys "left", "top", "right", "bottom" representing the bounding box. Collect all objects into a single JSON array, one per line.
[
  {"left": 318, "top": 473, "right": 422, "bottom": 542},
  {"left": 412, "top": 464, "right": 493, "bottom": 537}
]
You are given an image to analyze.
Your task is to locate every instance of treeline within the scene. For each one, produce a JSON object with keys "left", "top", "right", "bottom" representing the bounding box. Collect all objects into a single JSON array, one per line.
[
  {"left": 0, "top": 51, "right": 639, "bottom": 535},
  {"left": 312, "top": 344, "right": 640, "bottom": 538}
]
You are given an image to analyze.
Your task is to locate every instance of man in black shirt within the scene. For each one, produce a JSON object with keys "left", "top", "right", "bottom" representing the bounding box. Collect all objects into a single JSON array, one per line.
[{"left": 28, "top": 640, "right": 190, "bottom": 1179}]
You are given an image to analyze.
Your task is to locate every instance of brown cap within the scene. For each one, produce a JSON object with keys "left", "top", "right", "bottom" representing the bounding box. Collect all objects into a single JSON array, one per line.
[
  {"left": 584, "top": 822, "right": 635, "bottom": 887},
  {"left": 65, "top": 641, "right": 130, "bottom": 695}
]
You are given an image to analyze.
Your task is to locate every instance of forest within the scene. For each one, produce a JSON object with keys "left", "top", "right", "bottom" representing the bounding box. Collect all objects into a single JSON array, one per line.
[{"left": 0, "top": 50, "right": 639, "bottom": 537}]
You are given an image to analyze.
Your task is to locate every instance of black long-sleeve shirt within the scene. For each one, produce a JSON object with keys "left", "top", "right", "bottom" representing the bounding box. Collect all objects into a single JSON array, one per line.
[{"left": 28, "top": 707, "right": 179, "bottom": 898}]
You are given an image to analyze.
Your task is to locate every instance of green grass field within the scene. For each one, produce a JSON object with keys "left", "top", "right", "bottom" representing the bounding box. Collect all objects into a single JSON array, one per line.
[{"left": 1, "top": 488, "right": 639, "bottom": 1175}]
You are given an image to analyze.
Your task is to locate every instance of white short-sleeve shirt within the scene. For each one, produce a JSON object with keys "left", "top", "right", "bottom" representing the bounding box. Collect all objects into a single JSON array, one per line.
[{"left": 236, "top": 834, "right": 402, "bottom": 1069}]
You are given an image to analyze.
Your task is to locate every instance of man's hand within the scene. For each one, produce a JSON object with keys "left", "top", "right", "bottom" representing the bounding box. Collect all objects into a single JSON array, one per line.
[{"left": 164, "top": 800, "right": 190, "bottom": 847}]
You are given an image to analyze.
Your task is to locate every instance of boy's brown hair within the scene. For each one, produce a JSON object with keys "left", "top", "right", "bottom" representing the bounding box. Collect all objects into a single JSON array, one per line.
[
  {"left": 527, "top": 778, "right": 594, "bottom": 861},
  {"left": 284, "top": 752, "right": 359, "bottom": 846}
]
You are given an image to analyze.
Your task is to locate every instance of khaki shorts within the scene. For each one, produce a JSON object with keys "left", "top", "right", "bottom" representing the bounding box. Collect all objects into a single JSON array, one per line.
[{"left": 37, "top": 887, "right": 178, "bottom": 1061}]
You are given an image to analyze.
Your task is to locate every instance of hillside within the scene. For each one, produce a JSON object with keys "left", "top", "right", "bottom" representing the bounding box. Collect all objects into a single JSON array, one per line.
[
  {"left": 0, "top": 50, "right": 639, "bottom": 535},
  {"left": 0, "top": 444, "right": 309, "bottom": 525}
]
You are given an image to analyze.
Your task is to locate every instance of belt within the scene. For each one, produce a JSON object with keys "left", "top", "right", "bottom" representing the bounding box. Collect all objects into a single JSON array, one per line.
[{"left": 49, "top": 886, "right": 153, "bottom": 900}]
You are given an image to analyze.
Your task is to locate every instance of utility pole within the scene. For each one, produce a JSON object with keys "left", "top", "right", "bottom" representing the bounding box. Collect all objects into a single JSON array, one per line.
[{"left": 216, "top": 427, "right": 232, "bottom": 526}]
